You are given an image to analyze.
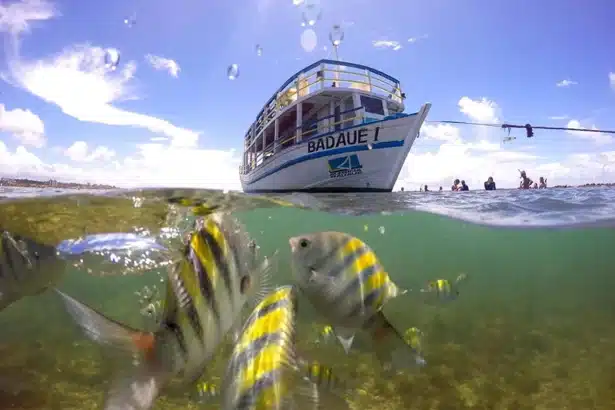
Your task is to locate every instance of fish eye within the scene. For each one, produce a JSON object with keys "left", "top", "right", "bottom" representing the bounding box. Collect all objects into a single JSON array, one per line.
[
  {"left": 240, "top": 275, "right": 251, "bottom": 294},
  {"left": 299, "top": 238, "right": 310, "bottom": 248}
]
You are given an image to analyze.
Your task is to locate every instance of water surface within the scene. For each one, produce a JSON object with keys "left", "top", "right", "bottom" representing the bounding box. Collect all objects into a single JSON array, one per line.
[{"left": 1, "top": 186, "right": 614, "bottom": 409}]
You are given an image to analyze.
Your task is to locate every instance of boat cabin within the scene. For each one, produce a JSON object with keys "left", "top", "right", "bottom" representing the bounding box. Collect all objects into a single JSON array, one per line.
[{"left": 240, "top": 59, "right": 407, "bottom": 174}]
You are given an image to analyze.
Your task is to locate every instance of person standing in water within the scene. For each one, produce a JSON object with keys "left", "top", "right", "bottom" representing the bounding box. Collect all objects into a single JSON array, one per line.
[
  {"left": 451, "top": 179, "right": 460, "bottom": 191},
  {"left": 484, "top": 177, "right": 496, "bottom": 191},
  {"left": 539, "top": 177, "right": 547, "bottom": 189},
  {"left": 459, "top": 180, "right": 469, "bottom": 191},
  {"left": 519, "top": 170, "right": 533, "bottom": 189},
  {"left": 424, "top": 185, "right": 429, "bottom": 192}
]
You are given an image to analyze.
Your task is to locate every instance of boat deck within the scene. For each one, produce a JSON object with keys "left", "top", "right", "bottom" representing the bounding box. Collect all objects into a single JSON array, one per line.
[{"left": 241, "top": 60, "right": 408, "bottom": 175}]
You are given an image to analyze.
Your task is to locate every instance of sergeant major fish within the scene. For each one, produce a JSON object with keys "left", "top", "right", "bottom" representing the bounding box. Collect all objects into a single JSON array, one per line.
[
  {"left": 221, "top": 285, "right": 347, "bottom": 409},
  {"left": 55, "top": 212, "right": 275, "bottom": 410},
  {"left": 421, "top": 273, "right": 468, "bottom": 302},
  {"left": 289, "top": 231, "right": 424, "bottom": 370},
  {"left": 0, "top": 231, "right": 65, "bottom": 312}
]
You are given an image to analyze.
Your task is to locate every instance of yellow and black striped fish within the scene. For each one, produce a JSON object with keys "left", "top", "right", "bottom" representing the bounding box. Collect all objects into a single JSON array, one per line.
[
  {"left": 422, "top": 273, "right": 468, "bottom": 301},
  {"left": 304, "top": 360, "right": 346, "bottom": 391},
  {"left": 0, "top": 230, "right": 64, "bottom": 312},
  {"left": 316, "top": 325, "right": 334, "bottom": 344},
  {"left": 221, "top": 285, "right": 347, "bottom": 410},
  {"left": 55, "top": 212, "right": 275, "bottom": 410},
  {"left": 195, "top": 380, "right": 220, "bottom": 403},
  {"left": 289, "top": 231, "right": 424, "bottom": 370}
]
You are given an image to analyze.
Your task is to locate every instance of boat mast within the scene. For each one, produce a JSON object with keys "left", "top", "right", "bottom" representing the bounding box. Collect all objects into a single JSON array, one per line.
[{"left": 329, "top": 25, "right": 344, "bottom": 80}]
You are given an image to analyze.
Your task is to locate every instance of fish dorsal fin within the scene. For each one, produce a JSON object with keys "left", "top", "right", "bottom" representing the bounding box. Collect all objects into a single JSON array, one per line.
[
  {"left": 246, "top": 250, "right": 279, "bottom": 310},
  {"left": 160, "top": 272, "right": 179, "bottom": 324}
]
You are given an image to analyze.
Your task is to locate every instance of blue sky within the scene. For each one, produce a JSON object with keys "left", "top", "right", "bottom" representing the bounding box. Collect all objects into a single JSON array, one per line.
[{"left": 1, "top": 0, "right": 614, "bottom": 189}]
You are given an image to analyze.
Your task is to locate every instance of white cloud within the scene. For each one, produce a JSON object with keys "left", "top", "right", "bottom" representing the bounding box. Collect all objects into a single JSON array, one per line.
[
  {"left": 556, "top": 79, "right": 577, "bottom": 87},
  {"left": 1, "top": 139, "right": 242, "bottom": 190},
  {"left": 609, "top": 72, "right": 615, "bottom": 90},
  {"left": 1, "top": 2, "right": 199, "bottom": 148},
  {"left": 372, "top": 40, "right": 402, "bottom": 51},
  {"left": 396, "top": 97, "right": 615, "bottom": 191},
  {"left": 549, "top": 115, "right": 569, "bottom": 120},
  {"left": 0, "top": 0, "right": 56, "bottom": 35},
  {"left": 458, "top": 96, "right": 499, "bottom": 123},
  {"left": 0, "top": 0, "right": 239, "bottom": 192},
  {"left": 566, "top": 119, "right": 613, "bottom": 145},
  {"left": 421, "top": 123, "right": 461, "bottom": 143},
  {"left": 0, "top": 103, "right": 45, "bottom": 147},
  {"left": 64, "top": 141, "right": 115, "bottom": 162},
  {"left": 145, "top": 54, "right": 180, "bottom": 78},
  {"left": 6, "top": 45, "right": 200, "bottom": 147}
]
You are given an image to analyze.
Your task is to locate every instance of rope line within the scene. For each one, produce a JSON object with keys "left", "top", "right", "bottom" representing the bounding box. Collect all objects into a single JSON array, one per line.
[{"left": 425, "top": 120, "right": 615, "bottom": 137}]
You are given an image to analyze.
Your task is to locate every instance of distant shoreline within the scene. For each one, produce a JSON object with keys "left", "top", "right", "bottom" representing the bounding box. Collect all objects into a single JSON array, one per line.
[
  {"left": 552, "top": 183, "right": 615, "bottom": 189},
  {"left": 0, "top": 177, "right": 116, "bottom": 190}
]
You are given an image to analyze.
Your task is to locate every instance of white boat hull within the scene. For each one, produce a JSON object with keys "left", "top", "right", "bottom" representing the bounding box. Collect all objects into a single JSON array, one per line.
[{"left": 240, "top": 103, "right": 431, "bottom": 193}]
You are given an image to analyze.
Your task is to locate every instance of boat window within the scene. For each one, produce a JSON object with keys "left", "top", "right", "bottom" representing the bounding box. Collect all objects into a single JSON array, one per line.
[
  {"left": 360, "top": 95, "right": 385, "bottom": 116},
  {"left": 302, "top": 116, "right": 318, "bottom": 138}
]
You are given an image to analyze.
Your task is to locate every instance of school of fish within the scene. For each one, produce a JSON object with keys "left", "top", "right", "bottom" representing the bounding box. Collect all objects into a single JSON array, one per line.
[{"left": 0, "top": 211, "right": 469, "bottom": 410}]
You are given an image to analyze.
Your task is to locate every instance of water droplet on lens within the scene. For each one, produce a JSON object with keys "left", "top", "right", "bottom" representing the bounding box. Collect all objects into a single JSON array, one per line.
[
  {"left": 104, "top": 48, "right": 120, "bottom": 70},
  {"left": 301, "top": 0, "right": 322, "bottom": 27},
  {"left": 300, "top": 29, "right": 317, "bottom": 52},
  {"left": 255, "top": 44, "right": 263, "bottom": 57},
  {"left": 227, "top": 64, "right": 240, "bottom": 80},
  {"left": 329, "top": 24, "right": 344, "bottom": 46},
  {"left": 378, "top": 226, "right": 385, "bottom": 235},
  {"left": 123, "top": 14, "right": 136, "bottom": 28}
]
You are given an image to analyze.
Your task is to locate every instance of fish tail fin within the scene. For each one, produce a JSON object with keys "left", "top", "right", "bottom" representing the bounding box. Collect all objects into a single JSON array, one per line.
[
  {"left": 103, "top": 368, "right": 165, "bottom": 410},
  {"left": 369, "top": 311, "right": 425, "bottom": 371},
  {"left": 331, "top": 326, "right": 355, "bottom": 354},
  {"left": 336, "top": 334, "right": 355, "bottom": 354},
  {"left": 55, "top": 289, "right": 166, "bottom": 409},
  {"left": 455, "top": 273, "right": 468, "bottom": 284},
  {"left": 386, "top": 280, "right": 408, "bottom": 299}
]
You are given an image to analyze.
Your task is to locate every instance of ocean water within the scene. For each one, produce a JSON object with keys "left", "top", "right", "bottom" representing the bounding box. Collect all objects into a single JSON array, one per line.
[{"left": 1, "top": 186, "right": 615, "bottom": 409}]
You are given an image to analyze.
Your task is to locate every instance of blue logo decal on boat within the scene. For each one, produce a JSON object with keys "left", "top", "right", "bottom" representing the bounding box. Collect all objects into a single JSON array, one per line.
[{"left": 327, "top": 154, "right": 363, "bottom": 178}]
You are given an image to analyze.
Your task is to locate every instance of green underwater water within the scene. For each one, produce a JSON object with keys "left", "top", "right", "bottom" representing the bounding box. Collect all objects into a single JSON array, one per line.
[{"left": 2, "top": 206, "right": 615, "bottom": 409}]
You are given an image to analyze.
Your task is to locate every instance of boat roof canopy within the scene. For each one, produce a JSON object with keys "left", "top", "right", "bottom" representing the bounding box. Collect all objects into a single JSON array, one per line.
[{"left": 255, "top": 59, "right": 401, "bottom": 121}]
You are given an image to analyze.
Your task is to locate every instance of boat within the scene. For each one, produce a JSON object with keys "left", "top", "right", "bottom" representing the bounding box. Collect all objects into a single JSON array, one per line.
[{"left": 239, "top": 59, "right": 431, "bottom": 193}]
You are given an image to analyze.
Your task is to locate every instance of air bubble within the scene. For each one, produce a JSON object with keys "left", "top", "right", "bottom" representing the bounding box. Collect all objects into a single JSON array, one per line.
[
  {"left": 367, "top": 143, "right": 373, "bottom": 150},
  {"left": 227, "top": 64, "right": 239, "bottom": 80},
  {"left": 378, "top": 226, "right": 385, "bottom": 235},
  {"left": 300, "top": 0, "right": 322, "bottom": 27},
  {"left": 104, "top": 48, "right": 120, "bottom": 70},
  {"left": 255, "top": 44, "right": 263, "bottom": 57},
  {"left": 300, "top": 29, "right": 317, "bottom": 52},
  {"left": 123, "top": 14, "right": 136, "bottom": 28}
]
